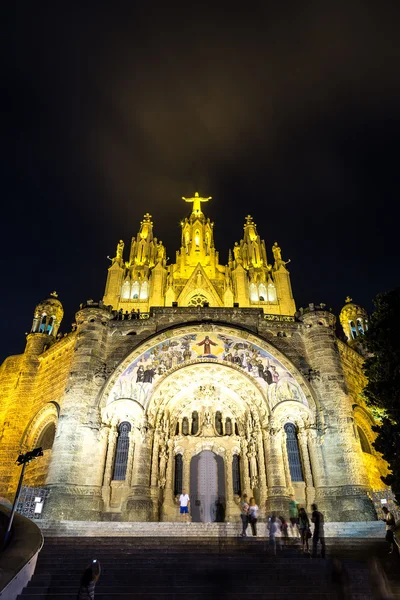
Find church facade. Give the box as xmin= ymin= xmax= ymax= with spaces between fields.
xmin=0 ymin=194 xmax=389 ymax=523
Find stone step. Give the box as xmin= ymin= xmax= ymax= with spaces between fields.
xmin=37 ymin=519 xmax=386 ymax=538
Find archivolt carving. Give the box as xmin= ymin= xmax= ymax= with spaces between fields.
xmin=21 ymin=402 xmax=59 ymax=450
xmin=99 ymin=324 xmax=318 ymax=414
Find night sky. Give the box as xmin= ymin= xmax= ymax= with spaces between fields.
xmin=3 ymin=3 xmax=400 ymax=363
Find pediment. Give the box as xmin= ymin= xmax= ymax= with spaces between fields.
xmin=177 ymin=263 xmax=223 ymax=307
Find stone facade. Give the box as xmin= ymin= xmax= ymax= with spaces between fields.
xmin=0 ymin=196 xmax=389 ymax=523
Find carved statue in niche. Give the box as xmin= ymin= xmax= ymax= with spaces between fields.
xmin=248 ymin=436 xmax=259 ymax=487
xmin=156 ymin=241 xmax=165 ymax=264
xmin=158 ymin=445 xmax=168 ymax=488
xmin=116 ymin=240 xmax=124 ymax=261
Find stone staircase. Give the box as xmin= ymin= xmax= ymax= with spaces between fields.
xmin=37 ymin=519 xmax=386 ymax=538
xmin=16 ymin=524 xmax=400 ymax=599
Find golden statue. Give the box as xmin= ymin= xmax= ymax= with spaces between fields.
xmin=182 ymin=192 xmax=212 ymax=214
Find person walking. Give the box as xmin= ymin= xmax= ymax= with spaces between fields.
xmin=77 ymin=559 xmax=101 ymax=600
xmin=179 ymin=489 xmax=190 ymax=522
xmin=268 ymin=516 xmax=279 ymax=555
xmin=239 ymin=493 xmax=250 ymax=537
xmin=382 ymin=506 xmax=396 ymax=554
xmin=248 ymin=497 xmax=259 ymax=537
xmin=288 ymin=494 xmax=299 ymax=536
xmin=298 ymin=507 xmax=311 ymax=553
xmin=311 ymin=503 xmax=326 ymax=558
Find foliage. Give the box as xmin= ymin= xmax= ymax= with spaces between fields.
xmin=362 ymin=288 xmax=400 ymax=504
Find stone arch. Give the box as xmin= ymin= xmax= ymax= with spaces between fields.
xmin=352 ymin=405 xmax=376 ymax=455
xmin=22 ymin=402 xmax=60 ymax=451
xmin=99 ymin=323 xmax=319 ymax=420
xmin=21 ymin=402 xmax=60 ymax=487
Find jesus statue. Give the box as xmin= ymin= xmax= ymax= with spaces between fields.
xmin=182 ymin=192 xmax=212 ymax=214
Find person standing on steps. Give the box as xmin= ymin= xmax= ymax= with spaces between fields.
xmin=298 ymin=507 xmax=311 ymax=553
xmin=288 ymin=494 xmax=299 ymax=536
xmin=268 ymin=516 xmax=279 ymax=556
xmin=77 ymin=559 xmax=101 ymax=600
xmin=248 ymin=497 xmax=259 ymax=537
xmin=179 ymin=489 xmax=190 ymax=522
xmin=382 ymin=506 xmax=396 ymax=554
xmin=311 ymin=503 xmax=326 ymax=558
xmin=239 ymin=493 xmax=250 ymax=537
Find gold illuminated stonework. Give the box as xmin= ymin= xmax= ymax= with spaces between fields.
xmin=103 ymin=194 xmax=295 ymax=314
xmin=0 ymin=194 xmax=392 ymax=525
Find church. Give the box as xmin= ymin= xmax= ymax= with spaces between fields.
xmin=0 ymin=193 xmax=389 ymax=523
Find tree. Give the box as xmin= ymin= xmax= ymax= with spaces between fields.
xmin=362 ymin=288 xmax=400 ymax=504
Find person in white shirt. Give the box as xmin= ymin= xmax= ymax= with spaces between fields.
xmin=248 ymin=497 xmax=259 ymax=537
xmin=179 ymin=489 xmax=190 ymax=522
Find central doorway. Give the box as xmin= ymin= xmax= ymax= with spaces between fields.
xmin=190 ymin=450 xmax=226 ymax=523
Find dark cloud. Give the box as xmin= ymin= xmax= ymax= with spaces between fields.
xmin=2 ymin=2 xmax=400 ymax=361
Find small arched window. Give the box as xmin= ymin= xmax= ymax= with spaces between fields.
xmin=195 ymin=230 xmax=200 ymax=247
xmin=249 ymin=283 xmax=258 ymax=302
xmin=349 ymin=320 xmax=357 ymax=339
xmin=225 ymin=417 xmax=232 ymax=436
xmin=121 ymin=281 xmax=131 ymax=299
xmin=259 ymin=284 xmax=267 ymax=302
xmin=174 ymin=454 xmax=183 ymax=496
xmin=47 ymin=316 xmax=54 ymax=335
xmin=268 ymin=283 xmax=277 ymax=302
xmin=39 ymin=314 xmax=47 ymax=333
xmin=37 ymin=422 xmax=56 ymax=451
xmin=357 ymin=319 xmax=364 ymax=335
xmin=232 ymin=454 xmax=241 ymax=495
xmin=284 ymin=423 xmax=304 ymax=482
xmin=192 ymin=411 xmax=199 ymax=435
xmin=131 ymin=281 xmax=140 ymax=299
xmin=357 ymin=427 xmax=372 ymax=454
xmin=140 ymin=281 xmax=149 ymax=300
xmin=112 ymin=421 xmax=131 ymax=481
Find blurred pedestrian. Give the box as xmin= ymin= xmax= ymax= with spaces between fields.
xmin=289 ymin=494 xmax=300 ymax=536
xmin=239 ymin=493 xmax=250 ymax=537
xmin=382 ymin=506 xmax=396 ymax=554
xmin=268 ymin=516 xmax=279 ymax=555
xmin=298 ymin=507 xmax=311 ymax=553
xmin=248 ymin=497 xmax=259 ymax=537
xmin=77 ymin=559 xmax=101 ymax=600
xmin=311 ymin=503 xmax=326 ymax=558
xmin=278 ymin=515 xmax=289 ymax=540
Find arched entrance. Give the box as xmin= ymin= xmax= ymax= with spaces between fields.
xmin=99 ymin=325 xmax=317 ymax=521
xmin=190 ymin=450 xmax=225 ymax=523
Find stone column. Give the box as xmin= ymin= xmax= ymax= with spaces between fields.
xmin=161 ymin=439 xmax=177 ymax=521
xmin=182 ymin=452 xmax=191 ymax=494
xmin=124 ymin=428 xmax=154 ymax=521
xmin=281 ymin=434 xmax=293 ymax=494
xmin=298 ymin=429 xmax=315 ymax=509
xmin=256 ymin=430 xmax=268 ymax=517
xmin=102 ymin=425 xmax=117 ymax=488
xmin=240 ymin=440 xmax=251 ymax=497
xmin=149 ymin=430 xmax=161 ymax=521
xmin=224 ymin=449 xmax=238 ymax=521
xmin=265 ymin=426 xmax=289 ymax=515
xmin=301 ymin=309 xmax=375 ymax=521
xmin=126 ymin=430 xmax=135 ymax=487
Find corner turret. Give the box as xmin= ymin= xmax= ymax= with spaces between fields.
xmin=340 ymin=297 xmax=368 ymax=347
xmin=31 ymin=292 xmax=64 ymax=338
